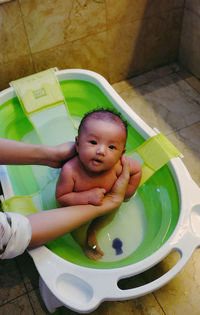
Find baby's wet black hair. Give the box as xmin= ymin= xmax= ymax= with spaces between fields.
xmin=78 ymin=108 xmax=128 ymax=140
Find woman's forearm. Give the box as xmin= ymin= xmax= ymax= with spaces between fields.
xmin=0 ymin=138 xmax=75 ymax=168
xmin=28 ymin=204 xmax=107 ymax=247
xmin=0 ymin=138 xmax=49 ymax=165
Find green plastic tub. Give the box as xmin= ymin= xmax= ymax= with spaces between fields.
xmin=0 ymin=69 xmax=199 ymax=313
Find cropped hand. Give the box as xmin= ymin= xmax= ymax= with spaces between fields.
xmin=99 ymin=155 xmax=130 ymax=214
xmin=88 ymin=188 xmax=106 ymax=206
xmin=44 ymin=142 xmax=76 ymax=168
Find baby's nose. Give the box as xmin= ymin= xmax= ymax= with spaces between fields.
xmin=97 ymin=145 xmax=106 ymax=155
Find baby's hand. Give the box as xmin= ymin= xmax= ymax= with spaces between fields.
xmin=88 ymin=188 xmax=106 ymax=206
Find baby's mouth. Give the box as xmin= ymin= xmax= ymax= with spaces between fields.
xmin=92 ymin=158 xmax=103 ymax=165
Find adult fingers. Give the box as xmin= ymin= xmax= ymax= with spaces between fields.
xmin=111 ymin=155 xmax=130 ymax=196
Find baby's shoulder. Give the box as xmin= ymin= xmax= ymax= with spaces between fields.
xmin=61 ymin=156 xmax=79 ymax=174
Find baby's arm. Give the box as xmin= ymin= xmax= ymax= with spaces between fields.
xmin=56 ymin=163 xmax=106 ymax=206
xmin=124 ymin=156 xmax=142 ymax=200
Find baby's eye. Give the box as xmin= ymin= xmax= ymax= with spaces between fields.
xmin=109 ymin=145 xmax=116 ymax=150
xmin=90 ymin=140 xmax=97 ymax=145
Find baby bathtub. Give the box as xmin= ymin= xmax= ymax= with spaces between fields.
xmin=0 ymin=69 xmax=200 ymax=313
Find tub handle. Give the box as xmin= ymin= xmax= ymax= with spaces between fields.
xmin=29 ymin=226 xmax=200 ymax=313
xmin=108 ymin=230 xmax=199 ymax=303
xmin=64 ymin=234 xmax=198 ymax=313
xmin=77 ymin=231 xmax=199 ymax=313
xmin=51 ymin=232 xmax=197 ymax=313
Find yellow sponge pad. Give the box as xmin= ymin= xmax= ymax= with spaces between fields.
xmin=11 ymin=68 xmax=64 ymax=114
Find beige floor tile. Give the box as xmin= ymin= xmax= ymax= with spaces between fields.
xmin=119 ymin=87 xmax=174 ymax=134
xmin=56 ymin=295 xmax=164 ymax=315
xmin=185 ymin=0 xmax=200 ymax=13
xmin=136 ymin=249 xmax=200 ymax=315
xmin=178 ymin=69 xmax=200 ymax=94
xmin=154 ymin=64 xmax=174 ymax=78
xmin=96 ymin=296 xmax=164 ymax=315
xmin=169 ymin=62 xmax=181 ymax=73
xmin=0 ymin=294 xmax=34 ymax=315
xmin=112 ymin=63 xmax=178 ymax=94
xmin=167 ymin=123 xmax=200 ymax=185
xmin=0 ymin=259 xmax=26 ymax=305
xmin=119 ymin=73 xmax=200 ymax=134
xmin=153 ymin=249 xmax=200 ymax=315
xmin=184 ymin=76 xmax=200 ymax=94
xmin=112 ymin=74 xmax=149 ymax=94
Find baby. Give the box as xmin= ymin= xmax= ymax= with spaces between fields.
xmin=56 ymin=109 xmax=142 ymax=258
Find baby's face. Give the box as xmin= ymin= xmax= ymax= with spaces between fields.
xmin=76 ymin=119 xmax=126 ymax=174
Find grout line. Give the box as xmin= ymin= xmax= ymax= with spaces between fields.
xmin=177 ymin=72 xmax=200 ymax=95
xmin=152 ymin=293 xmax=167 ymax=315
xmin=0 ymin=288 xmax=42 ymax=313
xmin=114 ymin=63 xmax=181 ymax=93
xmin=15 ymin=255 xmax=40 ymax=294
xmin=0 ymin=291 xmax=30 ymax=308
xmin=107 ymin=6 xmax=185 ymax=32
xmin=104 ymin=0 xmax=110 ymax=82
xmin=15 ymin=256 xmax=30 ymax=293
xmin=28 ymin=289 xmax=50 ymax=315
xmin=165 ymin=120 xmax=200 ymax=137
xmin=184 ymin=6 xmax=200 ymax=19
xmin=17 ymin=0 xmax=35 ymax=73
xmin=27 ymin=291 xmax=37 ymax=315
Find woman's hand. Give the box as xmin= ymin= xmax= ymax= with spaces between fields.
xmin=99 ymin=155 xmax=130 ymax=214
xmin=43 ymin=142 xmax=76 ymax=168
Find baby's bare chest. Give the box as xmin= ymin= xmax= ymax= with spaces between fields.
xmin=74 ymin=169 xmax=119 ymax=193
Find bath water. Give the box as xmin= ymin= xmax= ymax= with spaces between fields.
xmin=30 ymin=104 xmax=76 ymax=145
xmin=98 ymin=192 xmax=146 ymax=262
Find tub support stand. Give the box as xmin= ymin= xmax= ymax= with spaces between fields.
xmin=39 ymin=277 xmax=63 ymax=313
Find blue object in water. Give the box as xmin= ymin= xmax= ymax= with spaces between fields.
xmin=112 ymin=238 xmax=123 ymax=255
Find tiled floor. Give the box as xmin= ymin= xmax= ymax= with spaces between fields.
xmin=0 ymin=63 xmax=200 ymax=314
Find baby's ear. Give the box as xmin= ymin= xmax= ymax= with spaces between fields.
xmin=122 ymin=147 xmax=126 ymax=154
xmin=75 ymin=136 xmax=79 ymax=152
